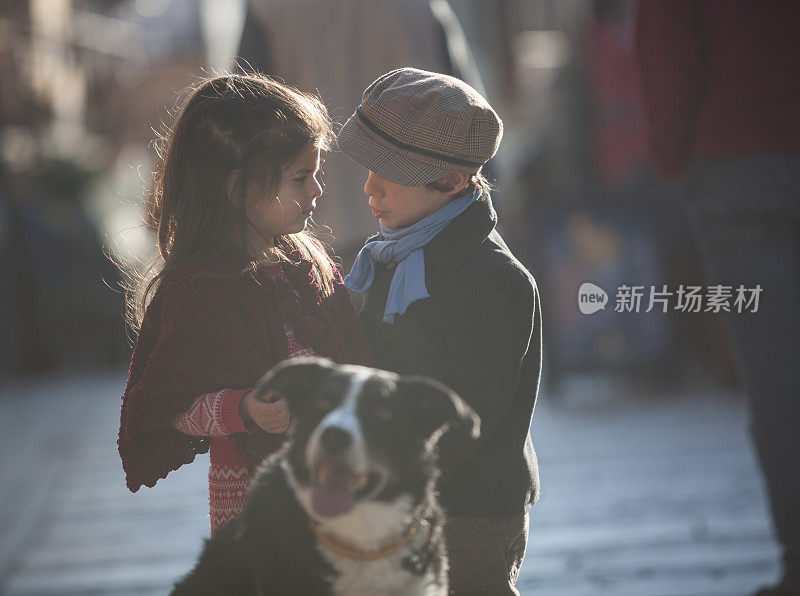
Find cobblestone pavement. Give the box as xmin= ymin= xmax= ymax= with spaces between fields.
xmin=0 ymin=371 xmax=780 ymax=595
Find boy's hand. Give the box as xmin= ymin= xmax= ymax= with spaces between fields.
xmin=239 ymin=390 xmax=291 ymax=434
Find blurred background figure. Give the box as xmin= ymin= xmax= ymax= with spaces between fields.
xmin=635 ymin=2 xmax=800 ymax=594
xmin=235 ymin=0 xmax=486 ymax=264
xmin=0 ymin=0 xmax=233 ymax=378
xmin=506 ymin=0 xmax=735 ymax=392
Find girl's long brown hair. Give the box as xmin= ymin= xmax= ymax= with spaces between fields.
xmin=122 ymin=73 xmax=337 ymax=335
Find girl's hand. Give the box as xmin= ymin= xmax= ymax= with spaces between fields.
xmin=239 ymin=390 xmax=291 ymax=434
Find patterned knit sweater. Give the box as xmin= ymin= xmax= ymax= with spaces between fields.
xmin=169 ymin=266 xmax=321 ymax=532
xmin=118 ymin=247 xmax=371 ymax=533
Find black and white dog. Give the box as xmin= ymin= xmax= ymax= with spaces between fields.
xmin=172 ymin=357 xmax=480 ymax=596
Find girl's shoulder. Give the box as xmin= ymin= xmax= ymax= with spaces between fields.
xmin=156 ymin=263 xmax=227 ymax=299
xmin=146 ymin=264 xmax=243 ymax=323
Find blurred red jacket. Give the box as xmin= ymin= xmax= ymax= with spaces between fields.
xmin=634 ymin=0 xmax=800 ymax=179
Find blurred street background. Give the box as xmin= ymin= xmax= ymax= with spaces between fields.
xmin=0 ymin=0 xmax=787 ymax=594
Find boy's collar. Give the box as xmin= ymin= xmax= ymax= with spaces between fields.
xmin=366 ymin=193 xmax=497 ymax=269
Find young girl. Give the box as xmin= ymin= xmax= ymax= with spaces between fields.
xmin=118 ymin=73 xmax=371 ymax=535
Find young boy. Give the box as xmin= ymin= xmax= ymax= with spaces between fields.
xmin=338 ymin=67 xmax=542 ymax=595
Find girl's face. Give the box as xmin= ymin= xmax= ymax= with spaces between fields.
xmin=244 ymin=144 xmax=323 ymax=250
xmin=363 ymin=171 xmax=452 ymax=229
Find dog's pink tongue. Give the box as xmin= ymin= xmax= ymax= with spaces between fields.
xmin=312 ymin=463 xmax=355 ymax=518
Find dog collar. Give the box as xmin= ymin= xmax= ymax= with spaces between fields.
xmin=308 ymin=516 xmax=431 ymax=563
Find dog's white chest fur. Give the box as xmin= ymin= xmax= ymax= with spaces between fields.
xmin=294 ymin=489 xmax=444 ymax=596
xmin=324 ymin=551 xmax=443 ymax=596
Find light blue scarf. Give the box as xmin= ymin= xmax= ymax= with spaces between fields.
xmin=345 ymin=190 xmax=481 ymax=323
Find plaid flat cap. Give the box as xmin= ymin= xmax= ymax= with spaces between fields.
xmin=338 ymin=67 xmax=503 ymax=186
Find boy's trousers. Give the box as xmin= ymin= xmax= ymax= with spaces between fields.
xmin=444 ymin=510 xmax=530 ymax=595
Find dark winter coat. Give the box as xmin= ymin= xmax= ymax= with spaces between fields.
xmin=358 ymin=194 xmax=542 ymax=517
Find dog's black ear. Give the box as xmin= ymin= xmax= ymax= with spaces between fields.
xmin=252 ymin=357 xmax=335 ymax=403
xmin=400 ymin=376 xmax=481 ymax=444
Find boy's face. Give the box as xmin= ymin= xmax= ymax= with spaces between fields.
xmin=363 ymin=171 xmax=453 ymax=229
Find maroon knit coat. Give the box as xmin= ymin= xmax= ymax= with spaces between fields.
xmin=118 ymin=247 xmax=372 ymax=492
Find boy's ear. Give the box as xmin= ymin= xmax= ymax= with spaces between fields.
xmin=437 ymin=172 xmax=470 ymax=195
